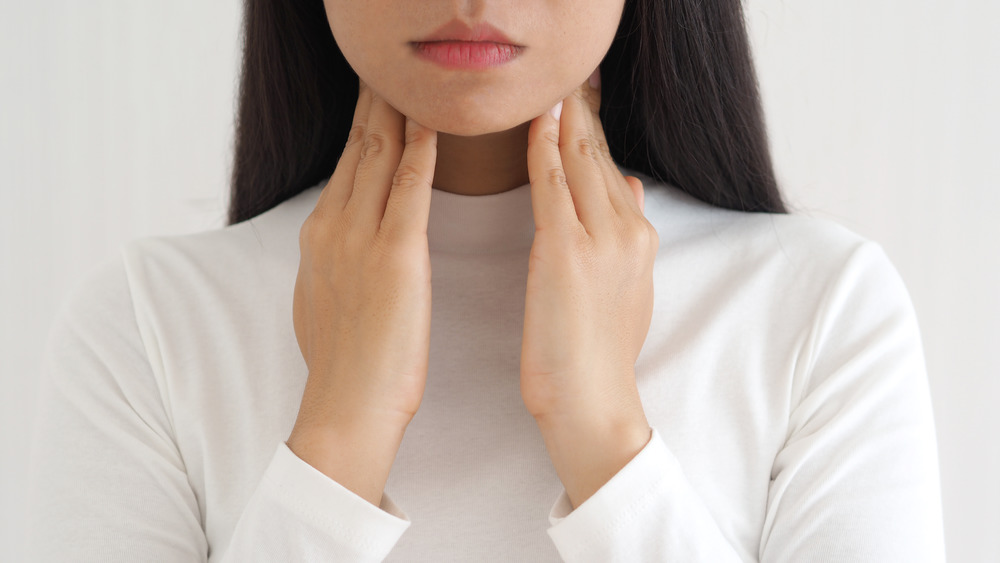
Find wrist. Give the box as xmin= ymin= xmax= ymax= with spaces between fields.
xmin=287 ymin=416 xmax=409 ymax=508
xmin=535 ymin=410 xmax=651 ymax=510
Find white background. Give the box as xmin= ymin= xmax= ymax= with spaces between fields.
xmin=1 ymin=1 xmax=997 ymax=560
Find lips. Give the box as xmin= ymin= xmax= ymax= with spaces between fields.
xmin=415 ymin=19 xmax=521 ymax=46
xmin=410 ymin=19 xmax=524 ymax=70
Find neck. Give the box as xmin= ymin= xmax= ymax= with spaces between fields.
xmin=432 ymin=122 xmax=531 ymax=196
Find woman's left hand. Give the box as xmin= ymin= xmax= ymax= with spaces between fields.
xmin=520 ymin=68 xmax=657 ymax=506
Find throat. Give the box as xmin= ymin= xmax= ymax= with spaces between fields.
xmin=432 ymin=123 xmax=531 ymax=196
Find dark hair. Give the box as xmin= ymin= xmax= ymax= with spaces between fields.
xmin=228 ymin=0 xmax=785 ymax=226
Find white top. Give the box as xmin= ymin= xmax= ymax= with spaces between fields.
xmin=26 ymin=168 xmax=946 ymax=562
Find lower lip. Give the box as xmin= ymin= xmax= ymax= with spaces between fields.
xmin=411 ymin=41 xmax=523 ymax=70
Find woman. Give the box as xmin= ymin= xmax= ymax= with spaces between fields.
xmin=25 ymin=0 xmax=945 ymax=561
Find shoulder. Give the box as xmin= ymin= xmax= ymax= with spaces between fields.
xmin=625 ymin=168 xmax=918 ymax=356
xmin=622 ymin=169 xmax=928 ymax=410
xmin=631 ymin=169 xmax=862 ymax=252
xmin=123 ymin=183 xmax=322 ymax=276
xmin=42 ymin=248 xmax=164 ymax=420
xmin=48 ymin=250 xmax=136 ymax=349
xmin=48 ymin=182 xmax=323 ymax=362
xmin=625 ymin=167 xmax=901 ymax=288
xmin=118 ymin=183 xmax=323 ymax=306
xmin=43 ymin=183 xmax=323 ymax=390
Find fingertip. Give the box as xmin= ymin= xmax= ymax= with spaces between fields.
xmin=548 ymin=100 xmax=563 ymax=121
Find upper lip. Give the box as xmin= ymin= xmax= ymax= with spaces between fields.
xmin=415 ymin=19 xmax=521 ymax=46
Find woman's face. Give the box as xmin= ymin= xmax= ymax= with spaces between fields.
xmin=323 ymin=1 xmax=627 ymax=136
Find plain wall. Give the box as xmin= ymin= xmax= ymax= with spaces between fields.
xmin=2 ymin=1 xmax=997 ymax=560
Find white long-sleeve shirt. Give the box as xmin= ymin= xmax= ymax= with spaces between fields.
xmin=25 ymin=168 xmax=945 ymax=561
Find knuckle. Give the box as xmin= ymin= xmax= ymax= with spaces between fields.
xmin=404 ymin=120 xmax=431 ymax=145
xmin=300 ymin=208 xmax=353 ymax=251
xmin=574 ymin=136 xmax=598 ymax=160
xmin=595 ymin=137 xmax=612 ymax=160
xmin=647 ymin=222 xmax=660 ymax=247
xmin=299 ymin=213 xmax=330 ymax=248
xmin=392 ymin=163 xmax=432 ymax=191
xmin=541 ymin=130 xmax=560 ymax=147
xmin=298 ymin=217 xmax=313 ymax=248
xmin=620 ymin=219 xmax=658 ymax=253
xmin=345 ymin=125 xmax=365 ymax=150
xmin=545 ymin=167 xmax=568 ymax=189
xmin=360 ymin=131 xmax=387 ymax=160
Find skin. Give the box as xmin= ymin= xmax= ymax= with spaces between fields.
xmin=312 ymin=0 xmax=657 ymax=510
xmin=322 ymin=0 xmax=628 ymax=196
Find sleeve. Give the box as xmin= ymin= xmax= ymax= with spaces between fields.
xmin=759 ymin=242 xmax=945 ymax=561
xmin=541 ymin=241 xmax=945 ymax=562
xmin=546 ymin=426 xmax=743 ymax=561
xmin=24 ymin=250 xmax=411 ymax=563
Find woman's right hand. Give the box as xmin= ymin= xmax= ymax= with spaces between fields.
xmin=286 ymin=80 xmax=438 ymax=505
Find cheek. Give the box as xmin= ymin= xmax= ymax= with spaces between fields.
xmin=521 ymin=29 xmax=613 ymax=111
xmin=324 ymin=1 xmax=625 ymax=136
xmin=324 ymin=2 xmax=390 ymax=79
xmin=539 ymin=3 xmax=624 ymax=86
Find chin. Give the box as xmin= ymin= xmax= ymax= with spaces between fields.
xmin=377 ymin=80 xmax=541 ymax=137
xmin=382 ymin=87 xmax=544 ymax=137
xmin=432 ymin=122 xmax=512 ymax=137
xmin=413 ymin=107 xmax=532 ymax=137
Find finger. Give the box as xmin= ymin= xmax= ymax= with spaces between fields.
xmin=527 ymin=101 xmax=581 ymax=234
xmin=316 ymin=78 xmax=373 ymax=217
xmin=381 ymin=116 xmax=438 ymax=241
xmin=583 ymin=67 xmax=602 ymax=120
xmin=345 ymin=86 xmax=406 ymax=233
xmin=560 ymin=74 xmax=615 ymax=233
xmin=584 ymin=67 xmax=642 ymax=218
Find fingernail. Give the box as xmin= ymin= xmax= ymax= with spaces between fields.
xmin=589 ymin=68 xmax=601 ymax=90
xmin=549 ymin=100 xmax=563 ymax=121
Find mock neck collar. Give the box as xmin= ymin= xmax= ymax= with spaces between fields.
xmin=426 ymin=181 xmax=535 ymax=255
xmin=297 ymin=164 xmax=637 ymax=255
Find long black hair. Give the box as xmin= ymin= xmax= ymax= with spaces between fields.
xmin=228 ymin=0 xmax=785 ymax=226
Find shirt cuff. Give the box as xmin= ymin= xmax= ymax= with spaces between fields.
xmin=264 ymin=441 xmax=411 ymax=558
xmin=546 ymin=426 xmax=673 ymax=555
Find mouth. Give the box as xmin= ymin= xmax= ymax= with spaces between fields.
xmin=410 ymin=41 xmax=523 ymax=70
xmin=410 ymin=19 xmax=524 ymax=70
xmin=414 ymin=19 xmax=523 ymax=46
